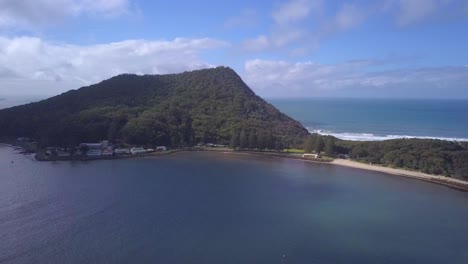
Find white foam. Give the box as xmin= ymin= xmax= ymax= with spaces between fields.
xmin=308 ymin=129 xmax=468 ymax=142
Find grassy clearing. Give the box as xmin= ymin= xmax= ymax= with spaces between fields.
xmin=283 ymin=148 xmax=305 ymax=153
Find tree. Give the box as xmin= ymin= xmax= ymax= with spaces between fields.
xmin=324 ymin=137 xmax=335 ymax=156
xmin=257 ymin=133 xmax=265 ymax=150
xmin=314 ymin=136 xmax=325 ymax=153
xmin=248 ymin=133 xmax=257 ymax=149
xmin=453 ymin=151 xmax=468 ymax=179
xmin=239 ymin=130 xmax=247 ymax=149
xmin=78 ymin=144 xmax=89 ymax=155
xmin=265 ymin=133 xmax=274 ymax=149
xmin=304 ymin=136 xmax=315 ymax=153
xmin=274 ymin=140 xmax=283 ymax=152
xmin=229 ymin=132 xmax=239 ymax=149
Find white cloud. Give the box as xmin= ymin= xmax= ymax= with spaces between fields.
xmin=241 ymin=0 xmax=367 ymax=54
xmin=271 ymin=28 xmax=305 ymax=47
xmin=0 ymin=0 xmax=131 ymax=29
xmin=383 ymin=0 xmax=468 ymax=26
xmin=385 ymin=0 xmax=437 ymax=26
xmin=0 ymin=36 xmax=228 ymax=96
xmin=241 ymin=35 xmax=270 ymax=52
xmin=224 ymin=9 xmax=258 ymax=29
xmin=240 ymin=0 xmax=321 ymax=53
xmin=333 ymin=4 xmax=366 ymax=31
xmin=240 ymin=0 xmax=468 ymax=56
xmin=243 ymin=59 xmax=468 ymax=98
xmin=315 ymin=3 xmax=367 ymax=42
xmin=272 ymin=0 xmax=322 ymax=26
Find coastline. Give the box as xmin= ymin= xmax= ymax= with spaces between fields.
xmin=4 ymin=143 xmax=468 ymax=192
xmin=212 ymin=150 xmax=468 ymax=192
xmin=331 ymin=159 xmax=468 ymax=192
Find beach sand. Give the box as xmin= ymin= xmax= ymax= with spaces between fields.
xmin=332 ymin=159 xmax=468 ymax=191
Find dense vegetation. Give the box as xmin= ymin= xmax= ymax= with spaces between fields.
xmin=303 ymin=134 xmax=468 ymax=180
xmin=346 ymin=139 xmax=468 ymax=179
xmin=1 ymin=66 xmax=466 ymax=180
xmin=0 ymin=67 xmax=309 ymax=147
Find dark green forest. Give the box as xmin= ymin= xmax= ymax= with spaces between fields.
xmin=0 ymin=67 xmax=309 ymax=147
xmin=345 ymin=139 xmax=468 ymax=180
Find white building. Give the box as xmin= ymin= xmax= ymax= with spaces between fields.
xmin=102 ymin=146 xmax=114 ymax=156
xmin=79 ymin=143 xmax=103 ymax=150
xmin=86 ymin=149 xmax=102 ymax=156
xmin=131 ymin=147 xmax=147 ymax=155
xmin=302 ymin=153 xmax=320 ymax=158
xmin=114 ymin=148 xmax=131 ymax=154
xmin=57 ymin=149 xmax=71 ymax=157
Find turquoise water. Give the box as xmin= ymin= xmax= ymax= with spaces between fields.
xmin=2 ymin=145 xmax=468 ymax=263
xmin=270 ymin=98 xmax=468 ymax=141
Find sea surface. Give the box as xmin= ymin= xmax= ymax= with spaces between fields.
xmin=269 ymin=98 xmax=468 ymax=141
xmin=0 ymin=97 xmax=44 ymax=110
xmin=1 ymin=145 xmax=468 ymax=264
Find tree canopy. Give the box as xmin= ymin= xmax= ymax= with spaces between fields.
xmin=0 ymin=67 xmax=309 ymax=147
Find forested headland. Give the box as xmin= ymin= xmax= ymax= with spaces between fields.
xmin=0 ymin=67 xmax=308 ymax=147
xmin=0 ymin=66 xmax=466 ymax=180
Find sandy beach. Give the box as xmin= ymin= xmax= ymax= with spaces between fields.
xmin=332 ymin=159 xmax=468 ymax=191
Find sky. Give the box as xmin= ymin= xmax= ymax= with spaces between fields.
xmin=0 ymin=0 xmax=468 ymax=100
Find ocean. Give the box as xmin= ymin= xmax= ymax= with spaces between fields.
xmin=0 ymin=97 xmax=44 ymax=110
xmin=269 ymin=98 xmax=468 ymax=141
xmin=1 ymin=146 xmax=468 ymax=264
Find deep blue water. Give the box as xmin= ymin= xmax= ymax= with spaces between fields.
xmin=1 ymin=145 xmax=468 ymax=264
xmin=269 ymin=98 xmax=468 ymax=141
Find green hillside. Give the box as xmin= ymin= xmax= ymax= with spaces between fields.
xmin=0 ymin=67 xmax=309 ymax=147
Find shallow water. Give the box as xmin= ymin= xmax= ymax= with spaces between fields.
xmin=1 ymin=146 xmax=468 ymax=264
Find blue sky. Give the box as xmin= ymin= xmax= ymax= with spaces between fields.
xmin=0 ymin=0 xmax=467 ymax=99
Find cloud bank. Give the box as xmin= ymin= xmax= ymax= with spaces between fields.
xmin=244 ymin=59 xmax=468 ymax=98
xmin=241 ymin=0 xmax=468 ymax=55
xmin=0 ymin=0 xmax=131 ymax=29
xmin=0 ymin=36 xmax=228 ymax=96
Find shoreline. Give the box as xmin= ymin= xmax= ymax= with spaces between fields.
xmin=208 ymin=150 xmax=468 ymax=192
xmin=4 ymin=144 xmax=468 ymax=192
xmin=331 ymin=159 xmax=468 ymax=192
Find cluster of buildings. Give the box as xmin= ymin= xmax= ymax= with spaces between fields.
xmin=45 ymin=140 xmax=167 ymax=158
xmin=198 ymin=142 xmax=226 ymax=148
xmin=302 ymin=153 xmax=321 ymax=159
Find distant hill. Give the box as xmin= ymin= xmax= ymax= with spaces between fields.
xmin=0 ymin=67 xmax=309 ymax=147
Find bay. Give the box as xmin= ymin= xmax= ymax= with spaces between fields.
xmin=1 ymin=145 xmax=468 ymax=263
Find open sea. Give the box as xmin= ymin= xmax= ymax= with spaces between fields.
xmin=1 ymin=145 xmax=468 ymax=264
xmin=269 ymin=98 xmax=468 ymax=141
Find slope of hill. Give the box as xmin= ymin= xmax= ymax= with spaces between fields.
xmin=0 ymin=67 xmax=309 ymax=147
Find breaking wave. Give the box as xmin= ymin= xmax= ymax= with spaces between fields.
xmin=308 ymin=129 xmax=468 ymax=142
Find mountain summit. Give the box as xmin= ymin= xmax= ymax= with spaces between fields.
xmin=0 ymin=67 xmax=309 ymax=147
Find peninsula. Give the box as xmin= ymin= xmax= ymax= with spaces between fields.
xmin=0 ymin=67 xmax=467 ymax=184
